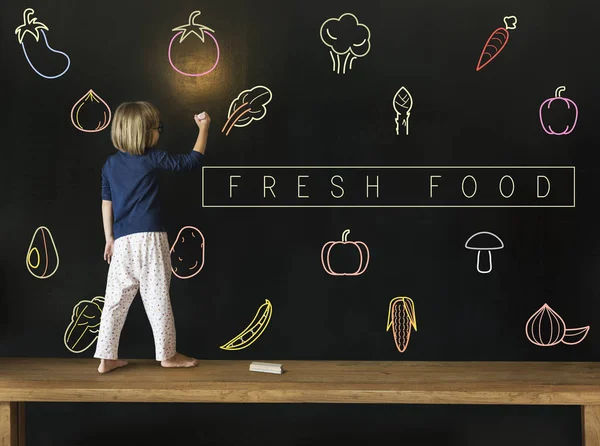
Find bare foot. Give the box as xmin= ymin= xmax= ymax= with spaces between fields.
xmin=98 ymin=359 xmax=128 ymax=374
xmin=161 ymin=352 xmax=199 ymax=368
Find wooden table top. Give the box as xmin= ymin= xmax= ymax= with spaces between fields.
xmin=1 ymin=358 xmax=600 ymax=404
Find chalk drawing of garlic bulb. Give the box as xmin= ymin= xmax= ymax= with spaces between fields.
xmin=525 ymin=303 xmax=589 ymax=347
xmin=320 ymin=13 xmax=371 ymax=74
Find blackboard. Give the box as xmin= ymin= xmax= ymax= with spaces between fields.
xmin=1 ymin=0 xmax=598 ymax=444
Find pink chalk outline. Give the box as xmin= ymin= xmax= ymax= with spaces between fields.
xmin=168 ymin=11 xmax=220 ymax=77
xmin=70 ymin=89 xmax=112 ymax=133
xmin=170 ymin=226 xmax=205 ymax=279
xmin=539 ymin=86 xmax=579 ymax=136
xmin=321 ymin=229 xmax=370 ymax=276
xmin=525 ymin=303 xmax=589 ymax=347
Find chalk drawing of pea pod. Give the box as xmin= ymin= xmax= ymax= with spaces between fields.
xmin=71 ymin=90 xmax=112 ymax=133
xmin=15 ymin=8 xmax=71 ymax=79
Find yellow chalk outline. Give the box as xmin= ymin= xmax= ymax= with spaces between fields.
xmin=26 ymin=226 xmax=59 ymax=279
xmin=27 ymin=247 xmax=40 ymax=269
xmin=15 ymin=8 xmax=48 ymax=44
xmin=71 ymin=89 xmax=112 ymax=133
xmin=220 ymin=299 xmax=272 ymax=351
xmin=64 ymin=296 xmax=104 ymax=354
xmin=172 ymin=10 xmax=215 ymax=43
xmin=386 ymin=296 xmax=417 ymax=353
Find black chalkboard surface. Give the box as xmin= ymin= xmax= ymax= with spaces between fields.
xmin=1 ymin=0 xmax=598 ymax=444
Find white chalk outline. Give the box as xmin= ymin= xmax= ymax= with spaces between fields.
xmin=201 ymin=166 xmax=576 ymax=208
xmin=320 ymin=13 xmax=371 ymax=74
xmin=465 ymin=231 xmax=504 ymax=274
xmin=393 ymin=86 xmax=413 ymax=135
xmin=26 ymin=225 xmax=59 ymax=279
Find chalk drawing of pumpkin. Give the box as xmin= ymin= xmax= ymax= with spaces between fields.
xmin=321 ymin=229 xmax=370 ymax=276
xmin=15 ymin=8 xmax=71 ymax=79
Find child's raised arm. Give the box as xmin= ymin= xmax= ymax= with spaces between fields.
xmin=153 ymin=112 xmax=211 ymax=171
xmin=192 ymin=111 xmax=211 ymax=155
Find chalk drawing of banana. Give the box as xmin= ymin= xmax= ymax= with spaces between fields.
xmin=386 ymin=296 xmax=417 ymax=353
xmin=220 ymin=299 xmax=272 ymax=351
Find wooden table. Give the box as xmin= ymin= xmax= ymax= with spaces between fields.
xmin=2 ymin=358 xmax=600 ymax=445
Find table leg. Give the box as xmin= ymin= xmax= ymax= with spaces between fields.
xmin=582 ymin=405 xmax=600 ymax=446
xmin=0 ymin=402 xmax=24 ymax=446
xmin=17 ymin=404 xmax=24 ymax=446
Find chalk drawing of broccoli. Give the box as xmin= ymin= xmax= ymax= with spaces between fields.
xmin=320 ymin=13 xmax=371 ymax=74
xmin=222 ymin=85 xmax=273 ymax=135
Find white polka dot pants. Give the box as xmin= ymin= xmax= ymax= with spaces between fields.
xmin=94 ymin=232 xmax=176 ymax=361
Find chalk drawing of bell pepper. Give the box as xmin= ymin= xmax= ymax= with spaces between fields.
xmin=475 ymin=16 xmax=517 ymax=71
xmin=15 ymin=8 xmax=71 ymax=79
xmin=70 ymin=89 xmax=112 ymax=133
xmin=168 ymin=10 xmax=220 ymax=77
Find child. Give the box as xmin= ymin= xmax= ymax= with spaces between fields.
xmin=94 ymin=101 xmax=210 ymax=374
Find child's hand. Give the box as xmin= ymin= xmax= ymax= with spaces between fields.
xmin=194 ymin=112 xmax=211 ymax=130
xmin=104 ymin=238 xmax=114 ymax=264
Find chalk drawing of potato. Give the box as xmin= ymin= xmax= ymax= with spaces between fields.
xmin=170 ymin=226 xmax=205 ymax=279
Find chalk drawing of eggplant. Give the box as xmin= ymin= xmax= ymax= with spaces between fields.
xmin=15 ymin=8 xmax=71 ymax=79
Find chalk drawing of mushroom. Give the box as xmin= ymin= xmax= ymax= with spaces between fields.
xmin=221 ymin=85 xmax=272 ymax=136
xmin=465 ymin=231 xmax=503 ymax=274
xmin=320 ymin=13 xmax=371 ymax=74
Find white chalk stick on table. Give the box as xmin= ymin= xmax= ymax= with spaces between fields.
xmin=249 ymin=361 xmax=284 ymax=374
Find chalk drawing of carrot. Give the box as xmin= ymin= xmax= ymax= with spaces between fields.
xmin=476 ymin=16 xmax=517 ymax=71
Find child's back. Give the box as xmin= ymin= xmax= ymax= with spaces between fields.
xmin=94 ymin=101 xmax=211 ymax=374
xmin=102 ymin=147 xmax=203 ymax=239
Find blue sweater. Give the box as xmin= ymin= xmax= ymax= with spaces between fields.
xmin=101 ymin=148 xmax=204 ymax=240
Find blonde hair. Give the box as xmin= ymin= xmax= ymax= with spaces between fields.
xmin=110 ymin=101 xmax=161 ymax=155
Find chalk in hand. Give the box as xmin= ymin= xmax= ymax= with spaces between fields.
xmin=249 ymin=361 xmax=284 ymax=374
xmin=195 ymin=112 xmax=206 ymax=120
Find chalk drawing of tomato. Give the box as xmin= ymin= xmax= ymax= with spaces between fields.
xmin=168 ymin=11 xmax=220 ymax=77
xmin=539 ymin=86 xmax=578 ymax=136
xmin=70 ymin=89 xmax=112 ymax=133
xmin=15 ymin=8 xmax=71 ymax=79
